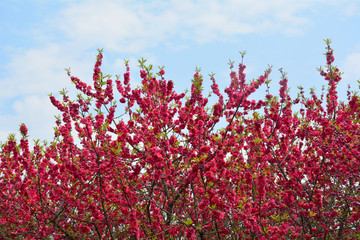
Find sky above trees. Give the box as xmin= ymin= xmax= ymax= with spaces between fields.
xmin=1 ymin=0 xmax=360 ymax=142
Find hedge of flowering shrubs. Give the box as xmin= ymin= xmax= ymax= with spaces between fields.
xmin=0 ymin=39 xmax=359 ymax=239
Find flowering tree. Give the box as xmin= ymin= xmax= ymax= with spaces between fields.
xmin=1 ymin=39 xmax=359 ymax=239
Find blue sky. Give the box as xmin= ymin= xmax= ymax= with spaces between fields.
xmin=1 ymin=0 xmax=360 ymax=143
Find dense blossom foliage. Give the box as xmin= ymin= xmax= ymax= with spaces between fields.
xmin=1 ymin=40 xmax=360 ymax=239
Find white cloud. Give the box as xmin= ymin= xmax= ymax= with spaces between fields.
xmin=0 ymin=95 xmax=58 ymax=142
xmin=4 ymin=45 xmax=60 ymax=95
xmin=51 ymin=0 xmax=360 ymax=50
xmin=337 ymin=1 xmax=360 ymax=17
xmin=343 ymin=51 xmax=360 ymax=84
xmin=0 ymin=43 xmax=98 ymax=142
xmin=0 ymin=42 xmax=101 ymax=98
xmin=54 ymin=0 xmax=177 ymax=53
xmin=1 ymin=44 xmax=73 ymax=99
xmin=49 ymin=0 xmax=329 ymax=52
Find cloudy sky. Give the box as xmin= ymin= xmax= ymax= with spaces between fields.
xmin=1 ymin=0 xmax=360 ymax=143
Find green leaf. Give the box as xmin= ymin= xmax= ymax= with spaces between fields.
xmin=271 ymin=215 xmax=280 ymax=222
xmin=7 ymin=133 xmax=16 ymax=141
xmin=254 ymin=137 xmax=262 ymax=144
xmin=209 ymin=204 xmax=217 ymax=210
xmin=183 ymin=219 xmax=193 ymax=226
xmin=309 ymin=211 xmax=317 ymax=217
xmin=239 ymin=50 xmax=247 ymax=58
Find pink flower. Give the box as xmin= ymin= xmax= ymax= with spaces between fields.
xmin=19 ymin=124 xmax=28 ymax=136
xmin=200 ymin=145 xmax=210 ymax=153
xmin=140 ymin=70 xmax=147 ymax=79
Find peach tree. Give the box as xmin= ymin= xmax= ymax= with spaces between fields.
xmin=0 ymin=39 xmax=359 ymax=239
